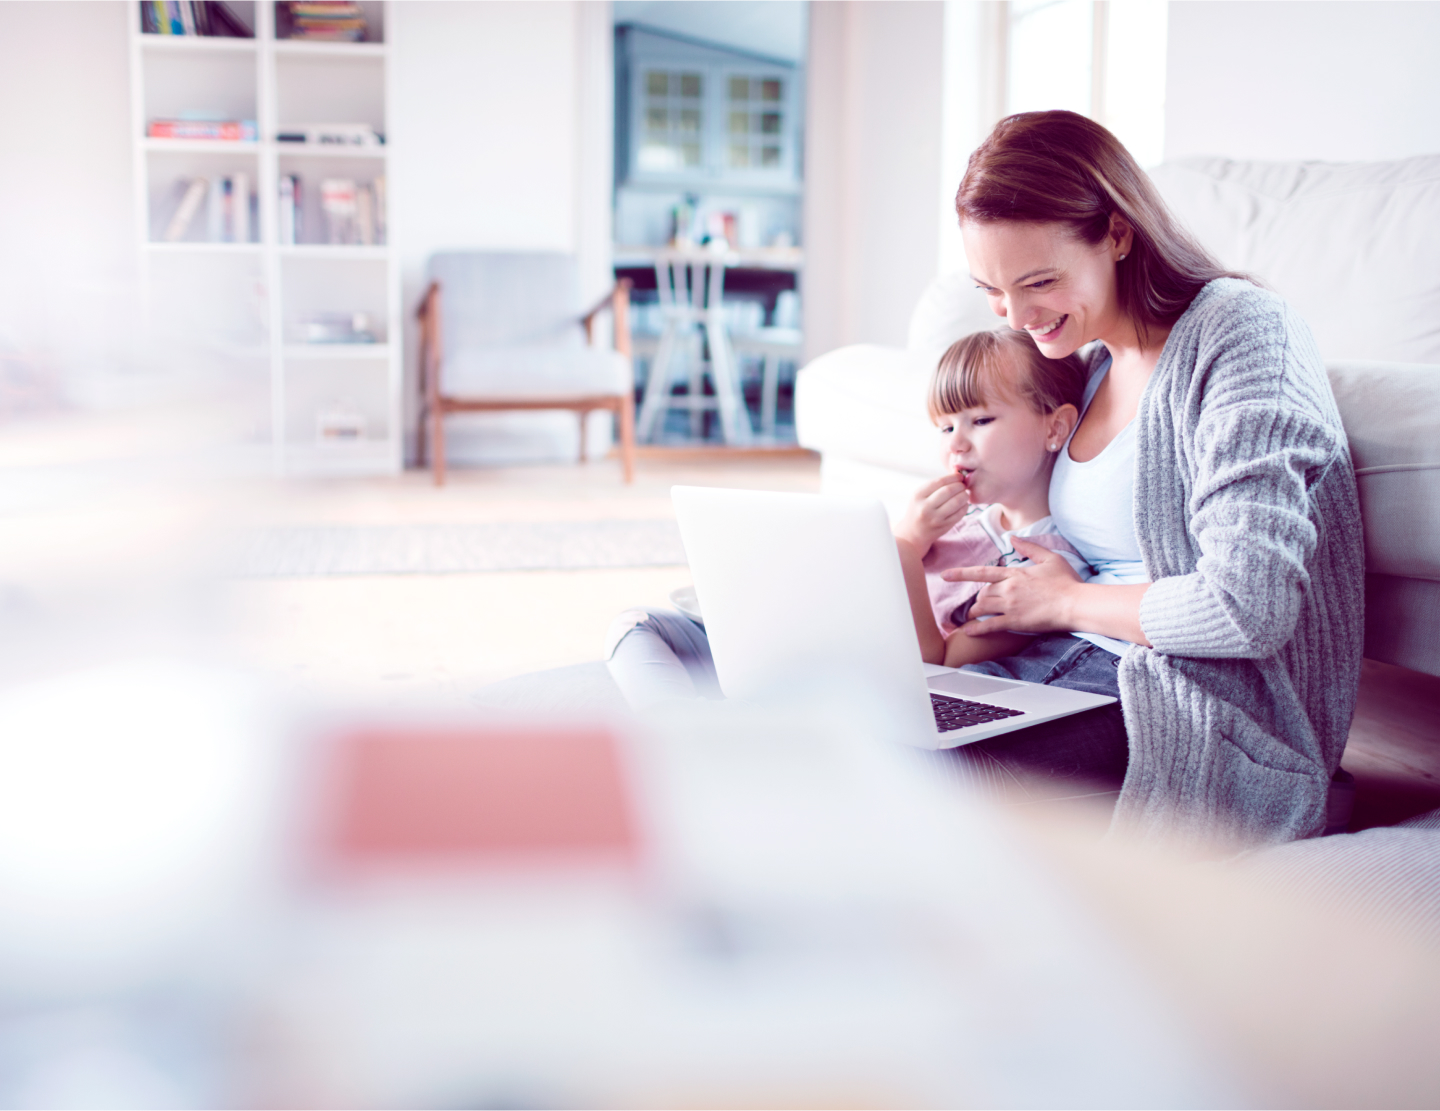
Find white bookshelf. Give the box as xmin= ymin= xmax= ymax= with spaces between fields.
xmin=129 ymin=0 xmax=400 ymax=475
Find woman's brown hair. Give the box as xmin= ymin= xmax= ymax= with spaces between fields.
xmin=956 ymin=110 xmax=1245 ymax=337
xmin=929 ymin=328 xmax=1085 ymax=421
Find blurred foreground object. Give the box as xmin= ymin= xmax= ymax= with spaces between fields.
xmin=0 ymin=681 xmax=1436 ymax=1108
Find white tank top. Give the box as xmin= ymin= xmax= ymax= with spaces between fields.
xmin=1049 ymin=355 xmax=1149 ymax=654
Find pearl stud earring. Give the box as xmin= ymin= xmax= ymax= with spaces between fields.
xmin=1118 ymin=253 xmax=1127 ymax=261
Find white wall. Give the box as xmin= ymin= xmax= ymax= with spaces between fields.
xmin=803 ymin=1 xmax=949 ymax=358
xmin=0 ymin=2 xmax=139 ymax=382
xmin=391 ymin=1 xmax=613 ymax=465
xmin=1165 ymin=1 xmax=1440 ymax=163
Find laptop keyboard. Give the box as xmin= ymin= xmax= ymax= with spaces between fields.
xmin=931 ymin=693 xmax=1025 ymax=733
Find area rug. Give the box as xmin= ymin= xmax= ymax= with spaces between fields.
xmin=233 ymin=520 xmax=688 ymax=577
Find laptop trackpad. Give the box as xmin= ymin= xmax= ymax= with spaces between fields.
xmin=927 ymin=671 xmax=1023 ymax=699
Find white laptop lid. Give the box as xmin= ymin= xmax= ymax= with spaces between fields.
xmin=671 ymin=486 xmax=937 ymax=745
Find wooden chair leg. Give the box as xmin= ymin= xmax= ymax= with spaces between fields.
xmin=578 ymin=408 xmax=589 ymax=464
xmin=417 ymin=402 xmax=428 ymax=468
xmin=617 ymin=394 xmax=635 ymax=484
xmin=432 ymin=406 xmax=447 ymax=486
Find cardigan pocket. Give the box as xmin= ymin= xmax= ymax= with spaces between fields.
xmin=1206 ymin=701 xmax=1328 ymax=843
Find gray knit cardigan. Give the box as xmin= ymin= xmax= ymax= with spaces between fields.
xmin=1113 ymin=278 xmax=1365 ymax=848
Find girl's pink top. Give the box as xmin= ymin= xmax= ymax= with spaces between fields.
xmin=922 ymin=503 xmax=1089 ymax=632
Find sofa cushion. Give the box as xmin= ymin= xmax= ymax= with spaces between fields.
xmin=794 ymin=344 xmax=942 ymax=478
xmin=906 ymin=269 xmax=998 ymax=352
xmin=1329 ymin=362 xmax=1440 ymax=584
xmin=1150 ymin=156 xmax=1440 ymax=365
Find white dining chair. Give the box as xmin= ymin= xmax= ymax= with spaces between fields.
xmin=634 ymin=249 xmax=751 ymax=445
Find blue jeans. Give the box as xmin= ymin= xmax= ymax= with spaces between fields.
xmin=605 ymin=611 xmax=1128 ymax=803
xmin=934 ymin=634 xmax=1128 ymax=803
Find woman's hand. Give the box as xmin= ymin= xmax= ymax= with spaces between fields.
xmin=894 ymin=473 xmax=969 ymax=554
xmin=943 ymin=537 xmax=1152 ymax=645
xmin=941 ymin=536 xmax=1084 ymax=635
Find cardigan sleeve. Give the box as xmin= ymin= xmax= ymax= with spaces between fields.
xmin=1138 ymin=325 xmax=1346 ymax=659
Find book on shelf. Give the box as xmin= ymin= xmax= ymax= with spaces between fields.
xmin=148 ymin=118 xmax=258 ymax=142
xmin=140 ymin=1 xmax=252 ymax=38
xmin=316 ymin=404 xmax=368 ymax=444
xmin=159 ymin=175 xmax=255 ymax=243
xmin=276 ymin=123 xmax=384 ymax=148
xmin=207 ymin=177 xmax=224 ymax=241
xmin=319 ymin=177 xmax=387 ymax=246
xmin=231 ymin=171 xmax=250 ymax=244
xmin=164 ymin=177 xmax=209 ymax=241
xmin=372 ymin=176 xmax=387 ymax=243
xmin=278 ymin=175 xmax=303 ymax=245
xmin=279 ymin=1 xmax=369 ymax=43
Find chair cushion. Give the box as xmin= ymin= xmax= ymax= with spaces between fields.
xmin=1150 ymin=155 xmax=1440 ymax=365
xmin=429 ymin=251 xmax=584 ymax=351
xmin=442 ymin=345 xmax=630 ymax=400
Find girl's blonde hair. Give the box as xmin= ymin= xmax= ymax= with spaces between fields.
xmin=928 ymin=328 xmax=1086 ymax=421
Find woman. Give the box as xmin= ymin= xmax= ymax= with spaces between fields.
xmin=935 ymin=110 xmax=1363 ymax=846
xmin=609 ymin=111 xmax=1363 ymax=847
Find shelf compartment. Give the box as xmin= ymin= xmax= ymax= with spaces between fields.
xmin=274 ymin=152 xmax=387 ymax=247
xmin=280 ymin=356 xmax=394 ymax=449
xmin=145 ymin=251 xmax=269 ymax=354
xmin=142 ymin=49 xmax=257 ymax=134
xmin=275 ymin=51 xmax=385 ymax=140
xmin=279 ymin=255 xmax=390 ymax=345
xmin=274 ymin=0 xmax=386 ymax=46
xmin=145 ymin=148 xmax=263 ymax=245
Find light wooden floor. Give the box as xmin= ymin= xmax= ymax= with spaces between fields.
xmin=226 ymin=452 xmax=820 ymax=704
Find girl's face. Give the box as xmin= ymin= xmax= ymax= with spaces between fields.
xmin=937 ymin=379 xmax=1073 ymax=508
xmin=961 ymin=218 xmax=1132 ymax=358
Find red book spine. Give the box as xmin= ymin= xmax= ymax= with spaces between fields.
xmin=147 ymin=120 xmax=257 ymax=141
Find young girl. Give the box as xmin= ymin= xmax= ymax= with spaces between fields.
xmin=894 ymin=329 xmax=1088 ymax=669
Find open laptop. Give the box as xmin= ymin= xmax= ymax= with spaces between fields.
xmin=671 ymin=486 xmax=1115 ymax=750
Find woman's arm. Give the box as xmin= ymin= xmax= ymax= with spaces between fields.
xmin=943 ymin=538 xmax=1153 ymax=644
xmin=1134 ymin=400 xmax=1341 ymax=658
xmin=897 ymin=538 xmax=946 ymax=664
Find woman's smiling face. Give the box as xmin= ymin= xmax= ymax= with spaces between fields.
xmin=961 ymin=218 xmax=1132 ymax=358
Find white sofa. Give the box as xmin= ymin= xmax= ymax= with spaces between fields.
xmin=795 ymin=154 xmax=1440 ymax=681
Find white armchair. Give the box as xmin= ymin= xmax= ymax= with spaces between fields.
xmin=418 ymin=252 xmax=636 ymax=484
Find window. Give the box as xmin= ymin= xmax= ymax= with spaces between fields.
xmin=638 ymin=69 xmax=705 ymax=172
xmin=1003 ymin=0 xmax=1168 ymax=168
xmin=726 ymin=74 xmax=786 ymax=169
xmin=626 ymin=52 xmax=797 ymax=184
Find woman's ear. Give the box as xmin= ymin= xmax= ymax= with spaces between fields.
xmin=1108 ymin=212 xmax=1134 ymax=260
xmin=1046 ymin=403 xmax=1079 ymax=451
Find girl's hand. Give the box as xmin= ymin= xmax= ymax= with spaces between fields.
xmin=894 ymin=473 xmax=969 ymax=553
xmin=940 ymin=536 xmax=1083 ymax=635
